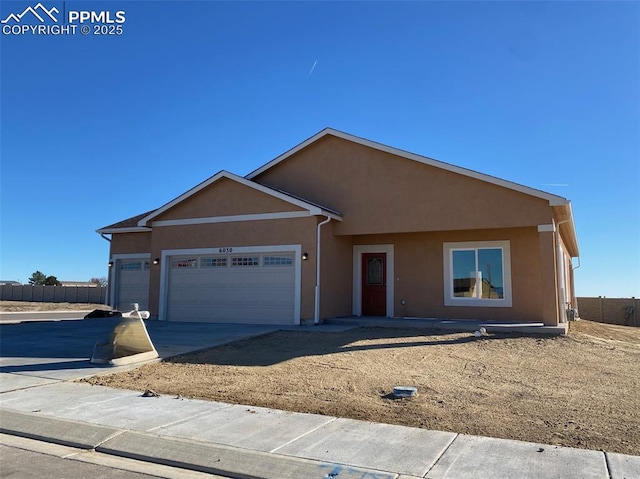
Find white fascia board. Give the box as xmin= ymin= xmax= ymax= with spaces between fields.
xmin=230 ymin=174 xmax=342 ymax=220
xmin=555 ymin=201 xmax=580 ymax=257
xmin=138 ymin=170 xmax=229 ymax=226
xmin=246 ymin=128 xmax=571 ymax=207
xmin=152 ymin=211 xmax=313 ymax=227
xmin=567 ymin=203 xmax=579 ymax=256
xmin=138 ymin=170 xmax=340 ymax=227
xmin=245 ymin=128 xmax=334 ymax=179
xmin=96 ymin=227 xmax=151 ymax=234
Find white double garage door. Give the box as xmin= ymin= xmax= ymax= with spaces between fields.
xmin=162 ymin=247 xmax=299 ymax=325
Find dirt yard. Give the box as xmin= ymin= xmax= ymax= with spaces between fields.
xmin=84 ymin=320 xmax=640 ymax=455
xmin=0 ymin=301 xmax=110 ymax=312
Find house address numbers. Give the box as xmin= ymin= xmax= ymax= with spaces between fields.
xmin=219 ymin=247 xmax=233 ymax=253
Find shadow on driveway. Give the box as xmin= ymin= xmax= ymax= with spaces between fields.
xmin=0 ymin=319 xmax=281 ymax=378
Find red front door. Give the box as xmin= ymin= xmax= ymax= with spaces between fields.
xmin=362 ymin=253 xmax=386 ymax=316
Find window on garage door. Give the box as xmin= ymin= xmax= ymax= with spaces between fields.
xmin=202 ymin=257 xmax=227 ymax=268
xmin=263 ymin=255 xmax=293 ymax=266
xmin=231 ymin=256 xmax=260 ymax=267
xmin=121 ymin=261 xmax=145 ymax=270
xmin=172 ymin=258 xmax=198 ymax=268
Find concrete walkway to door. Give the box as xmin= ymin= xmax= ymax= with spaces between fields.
xmin=326 ymin=315 xmax=569 ymax=335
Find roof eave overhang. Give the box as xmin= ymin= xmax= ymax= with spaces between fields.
xmin=308 ymin=207 xmax=342 ymax=222
xmin=246 ymin=127 xmax=573 ymax=208
xmin=137 ymin=170 xmax=342 ymax=227
xmin=552 ymin=202 xmax=579 ymax=257
xmin=96 ymin=227 xmax=151 ymax=234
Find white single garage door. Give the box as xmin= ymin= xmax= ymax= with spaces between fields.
xmin=166 ymin=252 xmax=296 ymax=324
xmin=116 ymin=259 xmax=150 ymax=311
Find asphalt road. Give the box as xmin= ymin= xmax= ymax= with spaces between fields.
xmin=0 ymin=437 xmax=231 ymax=479
xmin=0 ymin=444 xmax=160 ymax=479
xmin=0 ymin=311 xmax=87 ymax=324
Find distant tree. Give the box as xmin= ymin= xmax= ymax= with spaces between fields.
xmin=44 ymin=275 xmax=61 ymax=286
xmin=90 ymin=277 xmax=108 ymax=287
xmin=28 ymin=271 xmax=47 ymax=286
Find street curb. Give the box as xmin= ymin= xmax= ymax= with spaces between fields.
xmin=0 ymin=409 xmax=123 ymax=449
xmin=97 ymin=430 xmax=396 ymax=479
xmin=0 ymin=409 xmax=397 ymax=479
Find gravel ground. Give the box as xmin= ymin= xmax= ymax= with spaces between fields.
xmin=83 ymin=319 xmax=640 ymax=455
xmin=0 ymin=301 xmax=110 ymax=312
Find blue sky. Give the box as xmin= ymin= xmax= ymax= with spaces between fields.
xmin=1 ymin=1 xmax=638 ymax=297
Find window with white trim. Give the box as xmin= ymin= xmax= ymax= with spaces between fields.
xmin=443 ymin=241 xmax=512 ymax=307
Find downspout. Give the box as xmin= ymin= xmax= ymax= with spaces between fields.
xmin=314 ymin=216 xmax=332 ymax=325
xmin=555 ymin=219 xmax=571 ymax=323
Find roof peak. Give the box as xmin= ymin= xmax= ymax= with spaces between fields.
xmin=246 ymin=127 xmax=570 ymax=207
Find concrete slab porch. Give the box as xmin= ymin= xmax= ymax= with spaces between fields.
xmin=325 ymin=316 xmax=569 ymax=335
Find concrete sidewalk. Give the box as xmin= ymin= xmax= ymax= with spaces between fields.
xmin=1 ymin=377 xmax=638 ymax=479
xmin=1 ymin=316 xmax=638 ymax=478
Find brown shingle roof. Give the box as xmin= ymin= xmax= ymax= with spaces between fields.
xmin=98 ymin=210 xmax=155 ymax=232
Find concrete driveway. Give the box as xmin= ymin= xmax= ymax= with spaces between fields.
xmin=0 ymin=316 xmax=284 ymax=385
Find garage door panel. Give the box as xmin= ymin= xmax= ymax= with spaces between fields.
xmin=166 ymin=252 xmax=296 ymax=324
xmin=117 ymin=260 xmax=150 ymax=311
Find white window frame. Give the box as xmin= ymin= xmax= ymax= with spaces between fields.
xmin=443 ymin=240 xmax=512 ymax=308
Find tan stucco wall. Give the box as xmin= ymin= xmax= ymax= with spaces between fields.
xmin=318 ymin=227 xmax=546 ymax=323
xmin=146 ymin=216 xmax=318 ymax=318
xmin=319 ymin=222 xmax=353 ymax=318
xmin=110 ymin=232 xmax=152 ymax=255
xmin=105 ymin=135 xmax=567 ymax=325
xmin=153 ymin=177 xmax=305 ymax=222
xmin=254 ymin=136 xmax=553 ymax=235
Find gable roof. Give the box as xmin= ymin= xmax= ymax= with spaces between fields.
xmin=97 ymin=211 xmax=154 ymax=234
xmin=247 ymin=128 xmax=571 ymax=206
xmin=97 ymin=129 xmax=577 ymax=256
xmin=247 ymin=127 xmax=579 ymax=256
xmin=137 ymin=170 xmax=342 ymax=227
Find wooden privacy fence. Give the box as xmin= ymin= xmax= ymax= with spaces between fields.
xmin=0 ymin=285 xmax=107 ymax=304
xmin=577 ymin=297 xmax=638 ymax=327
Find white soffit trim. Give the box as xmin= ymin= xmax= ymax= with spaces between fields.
xmin=537 ymin=224 xmax=556 ymax=233
xmin=152 ymin=211 xmax=312 ymax=227
xmin=245 ymin=128 xmax=571 ymax=207
xmin=96 ymin=227 xmax=151 ymax=234
xmin=138 ymin=170 xmax=340 ymax=227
